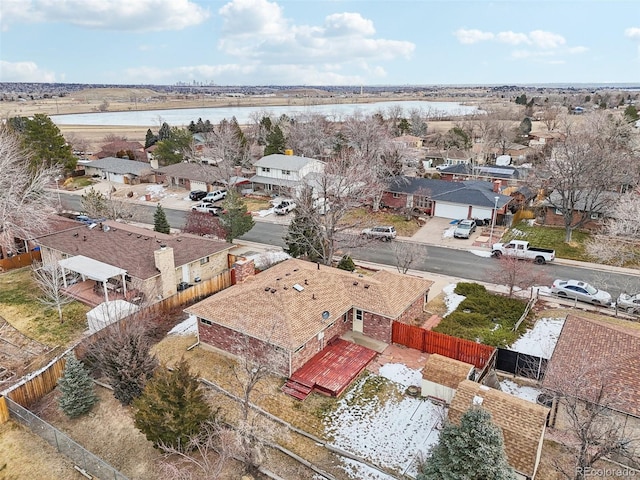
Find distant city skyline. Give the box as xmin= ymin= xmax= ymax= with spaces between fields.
xmin=1 ymin=0 xmax=639 ymax=86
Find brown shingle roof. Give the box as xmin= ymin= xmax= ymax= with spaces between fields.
xmin=155 ymin=162 xmax=221 ymax=182
xmin=449 ymin=380 xmax=549 ymax=478
xmin=542 ymin=314 xmax=640 ymax=417
xmin=35 ymin=221 xmax=232 ymax=280
xmin=422 ymin=354 xmax=474 ymax=388
xmin=186 ymin=258 xmax=433 ymax=351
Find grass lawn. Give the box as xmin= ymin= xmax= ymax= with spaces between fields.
xmin=502 ymin=222 xmax=591 ymax=261
xmin=243 ymin=196 xmax=272 ymax=212
xmin=62 ymin=176 xmax=94 ymax=190
xmin=432 ymin=283 xmax=529 ymax=347
xmin=0 ymin=268 xmax=89 ymax=347
xmin=341 ymin=207 xmax=422 ymax=237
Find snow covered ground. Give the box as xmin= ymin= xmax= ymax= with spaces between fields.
xmin=509 ymin=317 xmax=565 ymax=359
xmin=442 ymin=226 xmax=456 ymax=238
xmin=500 ymin=379 xmax=541 ymax=404
xmin=168 ymin=314 xmax=198 ymax=335
xmin=442 ymin=283 xmax=466 ymax=317
xmin=325 ymin=366 xmax=443 ymax=479
xmin=469 ymin=249 xmax=492 ymax=258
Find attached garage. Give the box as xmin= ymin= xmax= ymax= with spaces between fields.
xmin=107 ymin=172 xmax=125 ymax=184
xmin=190 ymin=180 xmax=208 ymax=192
xmin=470 ymin=206 xmax=494 ymax=219
xmin=433 ymin=202 xmax=470 ymax=220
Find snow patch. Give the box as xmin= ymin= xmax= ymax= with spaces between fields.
xmin=500 ymin=379 xmax=541 ymax=404
xmin=509 ymin=317 xmax=565 ymax=359
xmin=510 ymin=228 xmax=527 ymax=237
xmin=442 ymin=226 xmax=456 ymax=239
xmin=168 ymin=315 xmax=198 ymax=335
xmin=442 ymin=283 xmax=465 ymax=317
xmin=378 ymin=364 xmax=422 ymax=388
xmin=469 ymin=249 xmax=492 ymax=258
xmin=246 ymin=250 xmax=291 ymax=270
xmin=254 ymin=207 xmax=275 ymax=217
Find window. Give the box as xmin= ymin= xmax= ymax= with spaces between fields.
xmin=200 ymin=256 xmax=210 ymax=265
xmin=343 ymin=313 xmax=348 ymax=323
xmin=355 ymin=309 xmax=363 ymax=321
xmin=282 ymin=170 xmax=291 ymax=175
xmin=554 ymin=208 xmax=563 ymax=215
xmin=415 ymin=196 xmax=431 ymax=208
xmin=261 ymin=167 xmax=270 ymax=173
xmin=392 ymin=192 xmax=400 ymax=198
xmin=200 ymin=318 xmax=212 ymax=326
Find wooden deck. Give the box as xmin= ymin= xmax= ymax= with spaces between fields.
xmin=63 ymin=280 xmax=141 ymax=308
xmin=283 ymin=339 xmax=377 ymax=400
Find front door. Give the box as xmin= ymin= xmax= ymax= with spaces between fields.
xmin=353 ymin=308 xmax=363 ymax=333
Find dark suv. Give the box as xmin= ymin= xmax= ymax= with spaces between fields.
xmin=189 ymin=190 xmax=208 ymax=201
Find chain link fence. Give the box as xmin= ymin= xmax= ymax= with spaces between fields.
xmin=6 ymin=396 xmax=129 ymax=480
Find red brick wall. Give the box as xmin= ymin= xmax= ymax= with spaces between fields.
xmin=290 ymin=312 xmax=352 ymax=372
xmin=539 ymin=207 xmax=603 ymax=231
xmin=233 ymin=258 xmax=256 ymax=284
xmin=396 ymin=293 xmax=428 ymax=325
xmin=382 ymin=192 xmax=408 ymax=210
xmin=362 ymin=312 xmax=392 ymax=342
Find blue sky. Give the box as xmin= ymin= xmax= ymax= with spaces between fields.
xmin=1 ymin=0 xmax=639 ymax=86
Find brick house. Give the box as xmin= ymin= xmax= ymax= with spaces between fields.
xmin=542 ymin=315 xmax=640 ymax=469
xmin=450 ymin=380 xmax=550 ymax=480
xmin=535 ymin=190 xmax=620 ymax=231
xmin=186 ymin=258 xmax=433 ymax=377
xmin=35 ymin=221 xmax=233 ymax=304
xmin=383 ymin=175 xmax=512 ymax=220
xmin=84 ymin=157 xmax=154 ymax=185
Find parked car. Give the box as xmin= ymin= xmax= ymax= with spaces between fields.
xmin=617 ymin=293 xmax=640 ymax=314
xmin=191 ymin=202 xmax=223 ymax=215
xmin=202 ymin=189 xmax=227 ymax=203
xmin=492 ymin=240 xmax=555 ymax=265
xmin=551 ymin=279 xmax=612 ymax=306
xmin=453 ymin=219 xmax=477 ymax=239
xmin=361 ymin=225 xmax=397 ymax=241
xmin=189 ymin=190 xmax=208 ymax=201
xmin=274 ymin=200 xmax=296 ymax=215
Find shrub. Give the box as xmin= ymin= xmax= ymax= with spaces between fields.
xmin=337 ymin=255 xmax=356 ymax=272
xmin=58 ymin=353 xmax=97 ymax=418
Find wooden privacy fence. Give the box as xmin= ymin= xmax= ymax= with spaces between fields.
xmin=392 ymin=322 xmax=495 ymax=369
xmin=0 ymin=250 xmax=41 ymax=271
xmin=5 ymin=355 xmax=66 ymax=408
xmin=0 ymin=396 xmax=9 ymax=423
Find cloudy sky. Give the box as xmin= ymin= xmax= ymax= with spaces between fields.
xmin=1 ymin=0 xmax=639 ymax=86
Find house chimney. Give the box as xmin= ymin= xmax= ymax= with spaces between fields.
xmin=154 ymin=245 xmax=177 ymax=298
xmin=232 ymin=258 xmax=255 ymax=284
xmin=493 ymin=180 xmax=502 ymax=193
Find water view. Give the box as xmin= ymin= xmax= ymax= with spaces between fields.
xmin=51 ymin=100 xmax=480 ymax=127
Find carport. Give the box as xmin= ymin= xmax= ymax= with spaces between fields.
xmin=58 ymin=255 xmax=128 ymax=304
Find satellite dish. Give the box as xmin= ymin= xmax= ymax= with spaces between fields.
xmin=322 ymin=311 xmax=330 ymax=320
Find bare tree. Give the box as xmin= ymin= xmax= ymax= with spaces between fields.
xmin=182 ymin=211 xmax=226 ymax=239
xmin=32 ymin=263 xmax=77 ymax=323
xmin=540 ymin=103 xmax=561 ymax=132
xmin=284 ymin=113 xmax=334 ymax=158
xmin=545 ymin=353 xmax=640 ymax=479
xmin=0 ymin=127 xmax=59 ymax=253
xmin=489 ymin=255 xmax=552 ymax=298
xmin=391 ymin=241 xmax=424 ymax=274
xmin=80 ymin=187 xmax=134 ymax=221
xmin=63 ymin=132 xmax=92 ymax=155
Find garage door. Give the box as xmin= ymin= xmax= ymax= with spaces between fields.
xmin=190 ymin=180 xmax=207 ymax=191
xmin=433 ymin=202 xmax=469 ymax=219
xmin=471 ymin=207 xmax=493 ymax=219
xmin=108 ymin=173 xmax=125 ymax=184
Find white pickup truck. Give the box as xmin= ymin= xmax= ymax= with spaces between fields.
xmin=492 ymin=240 xmax=555 ymax=265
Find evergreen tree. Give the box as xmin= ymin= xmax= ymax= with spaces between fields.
xmin=153 ymin=126 xmax=193 ymax=165
xmin=624 ymin=105 xmax=639 ymax=123
xmin=417 ymin=407 xmax=516 ymax=480
xmin=144 ymin=128 xmax=157 ymax=148
xmin=158 ymin=122 xmax=171 ymax=141
xmin=133 ymin=360 xmax=213 ymax=450
xmin=16 ymin=113 xmax=76 ymax=171
xmin=264 ymin=125 xmax=286 ymax=155
xmin=58 ymin=353 xmax=97 ymax=418
xmin=154 ymin=204 xmax=171 ymax=234
xmin=519 ymin=117 xmax=532 ymax=136
xmin=397 ymin=118 xmax=411 ymax=135
xmin=337 ymin=255 xmax=355 ymax=272
xmin=219 ymin=191 xmax=254 ymax=242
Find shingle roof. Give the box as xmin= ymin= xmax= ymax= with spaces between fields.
xmin=422 ymin=354 xmax=474 ymax=388
xmin=155 ymin=162 xmax=220 ymax=182
xmin=542 ymin=314 xmax=640 ymax=417
xmin=186 ymin=258 xmax=433 ymax=351
xmin=35 ymin=221 xmax=232 ymax=280
xmin=85 ymin=157 xmax=152 ymax=176
xmin=449 ymin=380 xmax=549 ymax=478
xmin=255 ymin=154 xmax=324 ymax=171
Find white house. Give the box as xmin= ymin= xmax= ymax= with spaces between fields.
xmin=249 ymin=153 xmax=325 ymax=194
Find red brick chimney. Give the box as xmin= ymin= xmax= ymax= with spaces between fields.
xmin=233 ymin=258 xmax=255 ymax=284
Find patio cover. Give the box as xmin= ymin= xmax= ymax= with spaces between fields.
xmin=58 ymin=255 xmax=127 ymax=282
xmin=87 ymin=300 xmax=139 ymax=333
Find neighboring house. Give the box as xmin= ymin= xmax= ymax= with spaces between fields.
xmin=393 ymin=135 xmax=423 ymax=149
xmin=95 ymin=140 xmax=147 ymax=162
xmin=535 ymin=190 xmax=620 ymax=231
xmin=421 ymin=354 xmax=475 ymax=403
xmin=383 ymin=175 xmax=512 ymax=220
xmin=35 ymin=221 xmax=233 ymax=305
xmin=438 ymin=164 xmax=523 ymax=184
xmin=155 ymin=162 xmax=252 ymax=193
xmin=502 ymin=185 xmax=538 ymax=213
xmin=444 ymin=148 xmax=473 ymax=166
xmin=84 ymin=157 xmax=154 ymax=185
xmin=186 ymin=258 xmax=433 ymax=378
xmin=542 ymin=315 xmax=640 ymax=468
xmin=450 ymin=380 xmax=550 ymax=480
xmin=249 ymin=153 xmax=325 ymax=194
xmin=528 ymin=131 xmax=566 ymax=148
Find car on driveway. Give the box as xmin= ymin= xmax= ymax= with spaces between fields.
xmin=191 ymin=202 xmax=223 ymax=215
xmin=361 ymin=225 xmax=397 ymax=241
xmin=189 ymin=190 xmax=208 ymax=201
xmin=274 ymin=200 xmax=296 ymax=215
xmin=617 ymin=293 xmax=640 ymax=314
xmin=551 ymin=279 xmax=612 ymax=306
xmin=453 ymin=219 xmax=477 ymax=239
xmin=202 ymin=189 xmax=227 ymax=203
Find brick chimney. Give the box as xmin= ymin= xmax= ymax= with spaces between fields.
xmin=154 ymin=245 xmax=177 ymax=298
xmin=233 ymin=258 xmax=255 ymax=284
xmin=493 ymin=180 xmax=502 ymax=193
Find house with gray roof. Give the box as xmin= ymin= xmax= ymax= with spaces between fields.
xmin=382 ymin=175 xmax=512 ymax=220
xmin=249 ymin=153 xmax=325 ymax=194
xmin=84 ymin=157 xmax=153 ymax=184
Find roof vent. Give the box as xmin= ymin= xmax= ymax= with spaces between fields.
xmin=270 ymin=288 xmax=276 ymax=293
xmin=304 ymin=279 xmax=308 ymax=285
xmin=353 ymin=281 xmax=358 ymax=286
xmin=264 ymin=287 xmax=271 ymax=292
xmin=322 ymin=311 xmax=330 ymax=321
xmin=128 ymin=232 xmax=132 ymax=236
xmin=293 ymin=268 xmax=299 ymax=272
xmin=364 ymin=284 xmax=370 ymax=289
xmin=137 ymin=235 xmax=141 ymax=239
xmin=472 ymin=395 xmax=484 ymax=406
xmin=73 ymin=232 xmax=79 ymax=237
xmin=276 ymin=277 xmax=282 ymax=281
xmin=285 ymin=273 xmax=290 ymax=276
xmin=292 ymin=284 xmax=304 ymax=292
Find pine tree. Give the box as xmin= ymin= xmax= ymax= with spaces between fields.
xmin=144 ymin=128 xmax=157 ymax=148
xmin=133 ymin=360 xmax=213 ymax=450
xmin=81 ymin=187 xmax=108 ymax=218
xmin=264 ymin=125 xmax=286 ymax=155
xmin=154 ymin=204 xmax=170 ymax=234
xmin=417 ymin=407 xmax=516 ymax=480
xmin=219 ymin=191 xmax=254 ymax=242
xmin=158 ymin=122 xmax=171 ymax=141
xmin=58 ymin=353 xmax=97 ymax=418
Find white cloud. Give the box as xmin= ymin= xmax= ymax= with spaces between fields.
xmin=567 ymin=46 xmax=588 ymax=54
xmin=625 ymin=27 xmax=640 ymax=41
xmin=453 ymin=28 xmax=494 ymax=44
xmin=323 ymin=12 xmax=375 ymax=37
xmin=528 ymin=30 xmax=566 ymax=49
xmin=496 ymin=31 xmax=530 ymax=45
xmin=1 ymin=0 xmax=208 ymax=31
xmin=0 ymin=60 xmax=56 ymax=82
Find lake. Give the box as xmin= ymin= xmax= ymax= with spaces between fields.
xmin=51 ymin=100 xmax=480 ymax=127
